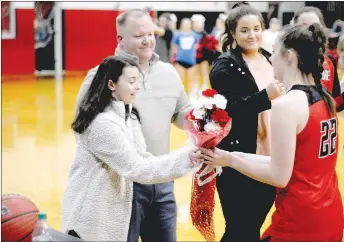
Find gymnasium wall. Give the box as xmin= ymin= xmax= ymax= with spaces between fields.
xmin=2 ymin=8 xmax=120 ymax=75
xmin=64 ymin=10 xmax=119 ymax=71
xmin=2 ymin=2 xmax=304 ymax=75
xmin=2 ymin=9 xmax=35 ymax=75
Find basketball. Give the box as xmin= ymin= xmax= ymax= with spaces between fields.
xmin=2 ymin=194 xmax=39 ymax=242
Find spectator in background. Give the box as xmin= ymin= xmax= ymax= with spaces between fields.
xmin=332 ymin=18 xmax=344 ymax=36
xmin=172 ymin=18 xmax=199 ymax=98
xmin=327 ymin=30 xmax=340 ymax=66
xmin=192 ymin=14 xmax=219 ymax=93
xmin=168 ymin=13 xmax=178 ymax=66
xmin=212 ymin=13 xmax=226 ymax=41
xmin=154 ymin=13 xmax=174 ymax=63
xmin=338 ymin=35 xmax=344 ymax=71
xmin=339 ymin=75 xmax=344 ymax=118
xmin=261 ymin=18 xmax=281 ymax=54
xmin=212 ymin=13 xmax=227 ymax=53
xmin=169 ymin=13 xmax=177 ymax=31
xmin=190 ymin=14 xmax=207 ymax=94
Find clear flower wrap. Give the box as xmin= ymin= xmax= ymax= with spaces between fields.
xmin=184 ymin=89 xmax=231 ymax=241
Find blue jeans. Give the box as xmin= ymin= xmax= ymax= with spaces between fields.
xmin=127 ymin=182 xmax=177 ymax=242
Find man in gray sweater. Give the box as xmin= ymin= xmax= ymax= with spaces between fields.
xmin=75 ymin=9 xmax=192 ymax=242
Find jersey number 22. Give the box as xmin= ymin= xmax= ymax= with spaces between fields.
xmin=319 ymin=118 xmax=337 ymax=158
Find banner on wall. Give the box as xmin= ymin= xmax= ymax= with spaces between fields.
xmin=1 ymin=2 xmax=16 ymax=39
xmin=34 ymin=1 xmax=56 ymax=75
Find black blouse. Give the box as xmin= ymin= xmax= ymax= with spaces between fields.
xmin=210 ymin=48 xmax=272 ymax=154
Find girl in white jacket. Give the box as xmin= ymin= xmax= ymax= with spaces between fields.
xmin=62 ymin=56 xmax=202 ymax=241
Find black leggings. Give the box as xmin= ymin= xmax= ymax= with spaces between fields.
xmin=216 ymin=167 xmax=276 ymax=242
xmin=176 ymin=61 xmax=194 ymax=69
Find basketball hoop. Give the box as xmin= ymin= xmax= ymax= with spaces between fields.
xmin=2 ymin=2 xmax=16 ymax=39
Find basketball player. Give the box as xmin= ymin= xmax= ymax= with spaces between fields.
xmin=202 ymin=23 xmax=344 ymax=241
xmin=293 ymin=6 xmax=343 ymax=112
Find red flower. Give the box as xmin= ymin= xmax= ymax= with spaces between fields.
xmin=186 ymin=110 xmax=196 ymax=121
xmin=202 ymin=89 xmax=218 ymax=98
xmin=211 ymin=109 xmax=231 ymax=127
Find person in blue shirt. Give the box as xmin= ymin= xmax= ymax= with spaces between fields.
xmin=172 ymin=18 xmax=200 ymax=98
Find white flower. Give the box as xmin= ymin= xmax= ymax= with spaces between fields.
xmin=198 ymin=96 xmax=214 ymax=109
xmin=197 ymin=94 xmax=227 ymax=110
xmin=204 ymin=121 xmax=221 ymax=132
xmin=213 ymin=94 xmax=227 ymax=109
xmin=193 ymin=102 xmax=204 ymax=110
xmin=192 ymin=108 xmax=206 ymax=119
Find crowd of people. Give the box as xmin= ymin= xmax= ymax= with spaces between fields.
xmin=154 ymin=7 xmax=344 ymax=99
xmin=61 ymin=3 xmax=344 ymax=242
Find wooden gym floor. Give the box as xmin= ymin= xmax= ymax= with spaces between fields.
xmin=2 ymin=73 xmax=344 ymax=241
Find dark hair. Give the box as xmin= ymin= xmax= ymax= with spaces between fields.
xmin=72 ymin=56 xmax=142 ymax=134
xmin=279 ymin=23 xmax=336 ymax=116
xmin=293 ymin=6 xmax=326 ymax=26
xmin=222 ymin=3 xmax=265 ymax=52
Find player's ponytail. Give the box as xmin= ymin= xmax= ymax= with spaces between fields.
xmin=309 ymin=24 xmax=336 ymax=117
xmin=279 ymin=23 xmax=336 ymax=117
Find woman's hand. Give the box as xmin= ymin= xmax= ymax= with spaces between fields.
xmin=189 ymin=148 xmax=204 ymax=166
xmin=266 ymin=79 xmax=285 ymax=100
xmin=200 ymin=148 xmax=232 ymax=167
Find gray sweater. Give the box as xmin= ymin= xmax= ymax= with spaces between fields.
xmin=75 ymin=48 xmax=192 ymax=156
xmin=62 ymin=101 xmax=196 ymax=241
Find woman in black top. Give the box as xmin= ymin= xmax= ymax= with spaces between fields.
xmin=209 ymin=3 xmax=284 ymax=241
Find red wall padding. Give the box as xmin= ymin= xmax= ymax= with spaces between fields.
xmin=2 ymin=9 xmax=35 ymax=75
xmin=2 ymin=9 xmax=155 ymax=75
xmin=64 ymin=10 xmax=119 ymax=71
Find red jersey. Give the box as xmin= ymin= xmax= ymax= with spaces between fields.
xmin=322 ymin=55 xmax=343 ymax=116
xmin=263 ymin=85 xmax=344 ymax=241
xmin=321 ymin=55 xmax=335 ymax=94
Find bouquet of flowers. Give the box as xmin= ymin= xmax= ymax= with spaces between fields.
xmin=185 ymin=89 xmax=231 ymax=241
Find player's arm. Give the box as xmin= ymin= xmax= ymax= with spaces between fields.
xmin=202 ymin=93 xmax=306 ymax=188
xmin=231 ymin=97 xmax=299 ymax=188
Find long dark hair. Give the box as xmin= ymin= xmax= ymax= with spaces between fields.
xmin=293 ymin=6 xmax=326 ymax=26
xmin=72 ymin=56 xmax=142 ymax=134
xmin=222 ymin=3 xmax=265 ymax=53
xmin=279 ymin=23 xmax=336 ymax=117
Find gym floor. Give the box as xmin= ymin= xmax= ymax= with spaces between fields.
xmin=2 ymin=73 xmax=343 ymax=241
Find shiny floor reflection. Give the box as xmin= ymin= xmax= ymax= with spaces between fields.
xmin=2 ymin=75 xmax=344 ymax=241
